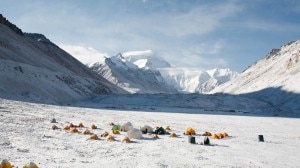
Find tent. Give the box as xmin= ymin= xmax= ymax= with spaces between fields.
xmin=126 ymin=129 xmax=143 ymax=139
xmin=78 ymin=122 xmax=84 ymax=128
xmin=22 ymin=162 xmax=38 ymax=168
xmin=105 ymin=135 xmax=115 ymax=141
xmin=165 ymin=126 xmax=171 ymax=131
xmin=169 ymin=133 xmax=178 ymax=137
xmin=50 ymin=124 xmax=59 ymax=130
xmin=140 ymin=125 xmax=153 ymax=134
xmin=83 ymin=129 xmax=91 ymax=135
xmin=184 ymin=127 xmax=196 ymax=135
xmin=69 ymin=123 xmax=75 ymax=128
xmin=154 ymin=127 xmax=166 ymax=135
xmin=121 ymin=136 xmax=131 ymax=143
xmin=217 ymin=133 xmax=224 ymax=139
xmin=90 ymin=124 xmax=97 ymax=129
xmin=203 ymin=131 xmax=212 ymax=136
xmin=89 ymin=134 xmax=99 ymax=140
xmin=63 ymin=125 xmax=70 ymax=130
xmin=111 ymin=130 xmax=120 ymax=134
xmin=212 ymin=134 xmax=220 ymax=139
xmin=0 ymin=159 xmax=12 ymax=168
xmin=112 ymin=125 xmax=121 ymax=131
xmin=120 ymin=122 xmax=133 ymax=132
xmin=70 ymin=127 xmax=79 ymax=133
xmin=50 ymin=118 xmax=57 ymax=123
xmin=101 ymin=131 xmax=109 ymax=137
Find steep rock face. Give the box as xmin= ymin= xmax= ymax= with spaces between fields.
xmin=89 ymin=54 xmax=175 ymax=93
xmin=0 ymin=15 xmax=125 ymax=103
xmin=211 ymin=40 xmax=300 ymax=112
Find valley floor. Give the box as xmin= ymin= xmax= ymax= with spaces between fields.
xmin=0 ymin=98 xmax=299 ymax=168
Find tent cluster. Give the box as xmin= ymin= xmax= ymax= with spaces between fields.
xmin=50 ymin=118 xmax=229 ymax=147
xmin=202 ymin=131 xmax=229 ymax=139
xmin=0 ymin=160 xmax=38 ymax=168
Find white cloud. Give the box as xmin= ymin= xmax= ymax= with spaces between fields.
xmin=11 ymin=1 xmax=240 ymax=70
xmin=59 ymin=44 xmax=108 ymax=65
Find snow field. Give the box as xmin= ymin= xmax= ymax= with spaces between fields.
xmin=0 ymin=99 xmax=300 ymax=168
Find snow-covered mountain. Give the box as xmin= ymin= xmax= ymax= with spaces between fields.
xmin=65 ymin=46 xmax=238 ymax=94
xmin=120 ymin=50 xmax=238 ymax=93
xmin=159 ymin=68 xmax=238 ymax=93
xmin=0 ymin=14 xmax=125 ymax=103
xmin=211 ymin=39 xmax=300 ymax=111
xmin=122 ymin=50 xmax=171 ymax=69
xmin=89 ymin=53 xmax=175 ymax=93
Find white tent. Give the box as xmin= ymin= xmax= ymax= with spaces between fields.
xmin=126 ymin=129 xmax=143 ymax=139
xmin=120 ymin=122 xmax=134 ymax=132
xmin=140 ymin=125 xmax=153 ymax=134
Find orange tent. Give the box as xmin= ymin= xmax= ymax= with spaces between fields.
xmin=203 ymin=131 xmax=212 ymax=136
xmin=83 ymin=129 xmax=90 ymax=135
xmin=184 ymin=127 xmax=196 ymax=135
xmin=105 ymin=135 xmax=115 ymax=141
xmin=0 ymin=159 xmax=12 ymax=168
xmin=78 ymin=123 xmax=84 ymax=128
xmin=90 ymin=124 xmax=97 ymax=129
xmin=63 ymin=125 xmax=70 ymax=130
xmin=89 ymin=134 xmax=99 ymax=140
xmin=70 ymin=127 xmax=79 ymax=133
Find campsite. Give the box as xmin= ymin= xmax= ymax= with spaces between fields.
xmin=1 ymin=98 xmax=299 ymax=168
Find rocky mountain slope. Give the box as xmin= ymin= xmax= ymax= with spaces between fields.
xmin=211 ymin=39 xmax=300 ymax=112
xmin=0 ymin=14 xmax=125 ymax=103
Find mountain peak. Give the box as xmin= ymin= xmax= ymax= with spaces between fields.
xmin=122 ymin=50 xmax=171 ymax=69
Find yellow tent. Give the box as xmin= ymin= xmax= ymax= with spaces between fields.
xmin=0 ymin=159 xmax=12 ymax=168
xmin=165 ymin=126 xmax=171 ymax=131
xmin=111 ymin=130 xmax=120 ymax=134
xmin=184 ymin=127 xmax=196 ymax=135
xmin=23 ymin=162 xmax=38 ymax=168
xmin=169 ymin=133 xmax=178 ymax=137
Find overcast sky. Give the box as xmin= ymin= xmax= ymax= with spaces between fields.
xmin=1 ymin=0 xmax=300 ymax=72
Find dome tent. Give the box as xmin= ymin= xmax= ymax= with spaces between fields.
xmin=121 ymin=136 xmax=131 ymax=143
xmin=112 ymin=125 xmax=120 ymax=131
xmin=184 ymin=127 xmax=196 ymax=135
xmin=140 ymin=125 xmax=153 ymax=134
xmin=154 ymin=127 xmax=166 ymax=135
xmin=0 ymin=159 xmax=12 ymax=168
xmin=126 ymin=129 xmax=143 ymax=139
xmin=120 ymin=122 xmax=133 ymax=132
xmin=23 ymin=162 xmax=38 ymax=168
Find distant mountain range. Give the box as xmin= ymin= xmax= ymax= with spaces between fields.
xmin=71 ymin=49 xmax=239 ymax=94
